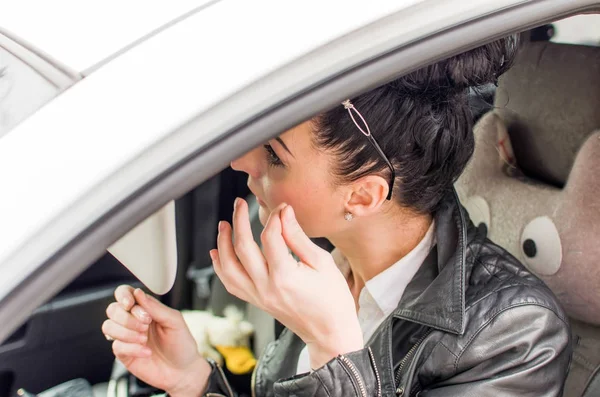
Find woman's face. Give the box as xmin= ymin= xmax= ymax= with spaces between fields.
xmin=231 ymin=120 xmax=343 ymax=238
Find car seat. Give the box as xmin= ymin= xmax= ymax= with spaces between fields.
xmin=456 ymin=31 xmax=600 ymax=397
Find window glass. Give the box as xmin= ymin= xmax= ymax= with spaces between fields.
xmin=551 ymin=14 xmax=600 ymax=47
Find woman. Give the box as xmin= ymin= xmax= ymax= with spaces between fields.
xmin=102 ymin=36 xmax=571 ymax=397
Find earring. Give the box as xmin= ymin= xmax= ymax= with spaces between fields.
xmin=344 ymin=212 xmax=354 ymax=221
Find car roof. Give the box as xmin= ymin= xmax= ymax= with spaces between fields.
xmin=0 ymin=0 xmax=215 ymax=73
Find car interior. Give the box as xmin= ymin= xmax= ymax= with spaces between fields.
xmin=0 ymin=11 xmax=599 ymax=397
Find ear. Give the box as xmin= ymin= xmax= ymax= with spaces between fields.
xmin=345 ymin=174 xmax=389 ymax=217
xmin=223 ymin=304 xmax=244 ymax=323
xmin=496 ymin=117 xmax=517 ymax=167
xmin=564 ymin=131 xmax=600 ymax=205
xmin=239 ymin=321 xmax=254 ymax=337
xmin=458 ymin=112 xmax=511 ymax=193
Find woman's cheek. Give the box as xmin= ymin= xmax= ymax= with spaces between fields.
xmin=257 ymin=183 xmax=290 ymax=226
xmin=258 ymin=189 xmax=298 ymax=226
xmin=292 ymin=204 xmax=322 ymax=237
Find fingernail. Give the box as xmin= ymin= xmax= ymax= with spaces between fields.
xmin=283 ymin=205 xmax=294 ymax=222
xmin=139 ymin=323 xmax=149 ymax=332
xmin=234 ymin=197 xmax=240 ymax=209
xmin=142 ymin=347 xmax=152 ymax=356
xmin=218 ymin=221 xmax=224 ymax=232
xmin=122 ymin=297 xmax=132 ymax=308
xmin=209 ymin=250 xmax=216 ymax=262
xmin=139 ymin=334 xmax=148 ymax=344
xmin=140 ymin=312 xmax=151 ymax=323
xmin=134 ymin=307 xmax=151 ymax=323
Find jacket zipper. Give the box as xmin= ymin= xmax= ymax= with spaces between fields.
xmin=367 ymin=347 xmax=382 ymax=397
xmin=394 ymin=330 xmax=432 ymax=396
xmin=339 ymin=355 xmax=367 ymax=397
xmin=215 ymin=361 xmax=235 ymax=397
xmin=251 ymin=358 xmax=259 ymax=397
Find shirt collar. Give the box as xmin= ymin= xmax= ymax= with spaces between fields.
xmin=363 ymin=221 xmax=436 ymax=316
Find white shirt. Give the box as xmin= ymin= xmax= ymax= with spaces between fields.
xmin=295 ymin=221 xmax=436 ymax=374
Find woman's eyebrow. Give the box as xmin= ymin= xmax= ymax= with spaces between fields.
xmin=275 ymin=137 xmax=294 ymax=158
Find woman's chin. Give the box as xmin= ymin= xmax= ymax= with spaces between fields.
xmin=258 ymin=204 xmax=269 ymax=226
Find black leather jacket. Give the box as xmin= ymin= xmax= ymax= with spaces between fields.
xmin=203 ymin=191 xmax=572 ymax=397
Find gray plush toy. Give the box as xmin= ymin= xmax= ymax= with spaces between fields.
xmin=456 ymin=111 xmax=600 ymax=397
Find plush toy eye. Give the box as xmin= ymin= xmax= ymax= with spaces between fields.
xmin=522 ymin=239 xmax=537 ymax=257
xmin=462 ymin=196 xmax=491 ymax=234
xmin=520 ymin=216 xmax=562 ymax=276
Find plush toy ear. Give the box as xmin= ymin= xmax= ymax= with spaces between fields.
xmin=456 ymin=112 xmax=513 ymax=234
xmin=223 ymin=304 xmax=244 ymax=323
xmin=547 ymin=131 xmax=600 ymax=324
xmin=496 ymin=116 xmax=517 ymax=169
xmin=239 ymin=320 xmax=255 ymax=337
xmin=460 ymin=112 xmax=512 ymax=186
xmin=562 ymin=131 xmax=600 ymax=208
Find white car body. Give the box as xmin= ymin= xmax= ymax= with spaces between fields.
xmin=0 ymin=0 xmax=597 ymax=344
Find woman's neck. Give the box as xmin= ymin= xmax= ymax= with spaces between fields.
xmin=328 ymin=208 xmax=433 ymax=293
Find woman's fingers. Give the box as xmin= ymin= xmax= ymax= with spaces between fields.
xmin=280 ymin=205 xmax=326 ymax=268
xmin=106 ymin=302 xmax=150 ymax=333
xmin=210 ymin=237 xmax=257 ymax=303
xmin=102 ymin=319 xmax=148 ymax=344
xmin=112 ymin=340 xmax=152 ymax=359
xmin=215 ymin=222 xmax=258 ymax=301
xmin=114 ymin=285 xmax=136 ymax=311
xmin=261 ymin=204 xmax=295 ymax=276
xmin=132 ymin=288 xmax=183 ymax=329
xmin=231 ymin=198 xmax=268 ymax=284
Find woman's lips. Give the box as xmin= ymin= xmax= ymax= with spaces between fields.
xmin=256 ymin=196 xmax=267 ymax=207
xmin=249 ymin=188 xmax=267 ymax=207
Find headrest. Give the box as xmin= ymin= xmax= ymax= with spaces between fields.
xmin=495 ymin=41 xmax=600 ymax=186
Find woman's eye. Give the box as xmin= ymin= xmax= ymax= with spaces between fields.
xmin=263 ymin=144 xmax=284 ymax=167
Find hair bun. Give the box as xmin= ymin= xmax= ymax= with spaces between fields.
xmin=392 ymin=35 xmax=519 ymax=98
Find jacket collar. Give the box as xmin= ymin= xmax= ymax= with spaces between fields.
xmin=392 ymin=189 xmax=468 ymax=335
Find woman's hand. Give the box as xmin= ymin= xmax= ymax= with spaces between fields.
xmin=212 ymin=198 xmax=363 ymax=369
xmin=103 ymin=286 xmax=211 ymax=397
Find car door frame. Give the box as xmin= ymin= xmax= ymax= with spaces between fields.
xmin=1 ymin=0 xmax=598 ymax=344
xmin=0 ymin=29 xmax=157 ymax=395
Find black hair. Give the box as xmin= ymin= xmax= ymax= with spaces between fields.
xmin=313 ymin=35 xmax=519 ymax=214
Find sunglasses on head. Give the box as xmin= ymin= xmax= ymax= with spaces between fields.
xmin=342 ymin=99 xmax=395 ymax=200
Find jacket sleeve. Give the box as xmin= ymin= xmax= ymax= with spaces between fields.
xmin=272 ymin=347 xmax=381 ymax=397
xmin=421 ymin=304 xmax=572 ymax=397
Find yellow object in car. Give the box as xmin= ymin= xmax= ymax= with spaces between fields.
xmin=215 ymin=345 xmax=257 ymax=375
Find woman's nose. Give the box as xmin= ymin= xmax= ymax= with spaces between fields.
xmin=231 ymin=149 xmax=261 ymax=178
